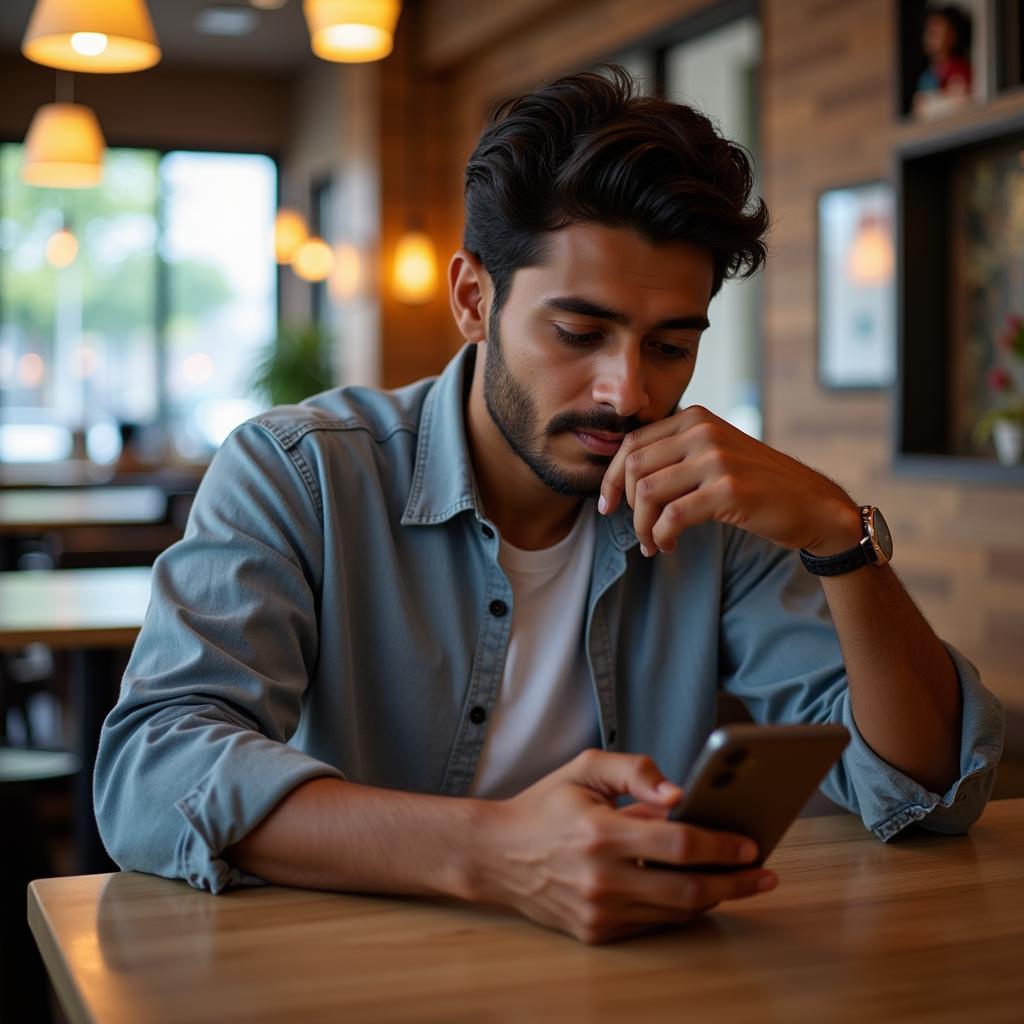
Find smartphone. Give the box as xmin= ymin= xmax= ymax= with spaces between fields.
xmin=663 ymin=723 xmax=850 ymax=870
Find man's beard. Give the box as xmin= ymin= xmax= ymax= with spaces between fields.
xmin=482 ymin=311 xmax=648 ymax=498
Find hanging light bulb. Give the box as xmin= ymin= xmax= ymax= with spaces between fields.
xmin=22 ymin=0 xmax=161 ymax=73
xmin=303 ymin=0 xmax=401 ymax=63
xmin=22 ymin=102 xmax=106 ymax=189
xmin=328 ymin=242 xmax=362 ymax=300
xmin=392 ymin=230 xmax=437 ymax=304
xmin=274 ymin=208 xmax=308 ymax=264
xmin=46 ymin=226 xmax=79 ymax=267
xmin=293 ymin=236 xmax=335 ymax=282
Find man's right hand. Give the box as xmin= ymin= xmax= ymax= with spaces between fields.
xmin=473 ymin=749 xmax=777 ymax=944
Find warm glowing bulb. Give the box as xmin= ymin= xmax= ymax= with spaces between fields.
xmin=392 ymin=231 xmax=437 ymax=304
xmin=274 ymin=208 xmax=308 ymax=264
xmin=328 ymin=242 xmax=362 ymax=300
xmin=18 ymin=352 xmax=46 ymax=388
xmin=70 ymin=32 xmax=108 ymax=56
xmin=847 ymin=219 xmax=893 ymax=287
xmin=293 ymin=237 xmax=334 ymax=282
xmin=46 ymin=228 xmax=79 ymax=267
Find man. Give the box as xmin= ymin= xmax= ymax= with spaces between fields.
xmin=95 ymin=67 xmax=1003 ymax=945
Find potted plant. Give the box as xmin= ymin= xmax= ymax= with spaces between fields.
xmin=974 ymin=314 xmax=1024 ymax=466
xmin=250 ymin=323 xmax=336 ymax=407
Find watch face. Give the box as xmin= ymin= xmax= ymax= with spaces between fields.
xmin=871 ymin=508 xmax=894 ymax=561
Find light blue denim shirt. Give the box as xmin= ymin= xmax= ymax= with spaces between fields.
xmin=95 ymin=344 xmax=1005 ymax=893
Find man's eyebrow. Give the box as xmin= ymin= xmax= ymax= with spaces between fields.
xmin=542 ymin=295 xmax=710 ymax=332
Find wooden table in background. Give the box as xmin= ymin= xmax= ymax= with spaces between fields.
xmin=28 ymin=798 xmax=1024 ymax=1023
xmin=1 ymin=568 xmax=151 ymax=871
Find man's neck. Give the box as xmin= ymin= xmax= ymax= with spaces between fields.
xmin=464 ymin=361 xmax=583 ymax=551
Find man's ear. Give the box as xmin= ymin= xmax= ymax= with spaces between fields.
xmin=448 ymin=249 xmax=491 ymax=344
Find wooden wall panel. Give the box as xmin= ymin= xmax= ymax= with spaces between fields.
xmin=762 ymin=0 xmax=1024 ymax=709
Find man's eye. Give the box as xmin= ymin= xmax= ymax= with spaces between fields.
xmin=650 ymin=340 xmax=693 ymax=360
xmin=553 ymin=323 xmax=601 ymax=346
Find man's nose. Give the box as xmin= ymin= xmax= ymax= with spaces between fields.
xmin=591 ymin=348 xmax=650 ymax=418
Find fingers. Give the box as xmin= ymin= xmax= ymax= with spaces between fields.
xmin=562 ymin=861 xmax=776 ymax=944
xmin=600 ymin=416 xmax=682 ymax=516
xmin=602 ymin=817 xmax=760 ymax=869
xmin=630 ymin=865 xmax=777 ymax=914
xmin=561 ymin=750 xmax=682 ymax=808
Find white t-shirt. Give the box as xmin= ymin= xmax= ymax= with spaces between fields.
xmin=469 ymin=504 xmax=601 ymax=799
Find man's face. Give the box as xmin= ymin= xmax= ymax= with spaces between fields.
xmin=480 ymin=222 xmax=714 ymax=497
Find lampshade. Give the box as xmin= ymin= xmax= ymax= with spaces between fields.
xmin=293 ymin=237 xmax=335 ymax=282
xmin=22 ymin=0 xmax=161 ymax=73
xmin=303 ymin=0 xmax=401 ymax=63
xmin=273 ymin=208 xmax=308 ymax=264
xmin=391 ymin=230 xmax=437 ymax=304
xmin=22 ymin=103 xmax=106 ymax=189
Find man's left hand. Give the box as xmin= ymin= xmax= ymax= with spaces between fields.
xmin=599 ymin=406 xmax=861 ymax=558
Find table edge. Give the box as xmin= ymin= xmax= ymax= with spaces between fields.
xmin=28 ymin=881 xmax=93 ymax=1024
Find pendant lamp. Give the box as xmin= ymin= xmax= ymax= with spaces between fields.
xmin=22 ymin=103 xmax=106 ymax=189
xmin=292 ymin=237 xmax=335 ymax=282
xmin=303 ymin=0 xmax=401 ymax=63
xmin=22 ymin=0 xmax=161 ymax=74
xmin=391 ymin=230 xmax=437 ymax=304
xmin=273 ymin=208 xmax=309 ymax=264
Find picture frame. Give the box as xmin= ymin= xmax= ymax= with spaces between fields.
xmin=816 ymin=180 xmax=896 ymax=391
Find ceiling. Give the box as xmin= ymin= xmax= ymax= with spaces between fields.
xmin=0 ymin=0 xmax=316 ymax=74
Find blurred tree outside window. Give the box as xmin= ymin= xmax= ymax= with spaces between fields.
xmin=0 ymin=144 xmax=277 ymax=463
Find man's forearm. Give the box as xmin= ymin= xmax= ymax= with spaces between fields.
xmin=224 ymin=777 xmax=489 ymax=900
xmin=821 ymin=565 xmax=962 ymax=794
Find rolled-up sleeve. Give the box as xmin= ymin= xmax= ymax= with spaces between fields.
xmin=94 ymin=421 xmax=343 ymax=893
xmin=718 ymin=530 xmax=1005 ymax=841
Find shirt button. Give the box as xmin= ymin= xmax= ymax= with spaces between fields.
xmin=469 ymin=706 xmax=487 ymax=724
xmin=488 ymin=599 xmax=507 ymax=617
xmin=481 ymin=525 xmax=494 ymax=539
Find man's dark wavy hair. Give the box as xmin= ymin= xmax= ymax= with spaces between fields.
xmin=464 ymin=65 xmax=769 ymax=311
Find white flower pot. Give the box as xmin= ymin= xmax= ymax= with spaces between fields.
xmin=993 ymin=419 xmax=1024 ymax=466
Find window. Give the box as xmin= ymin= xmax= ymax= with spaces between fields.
xmin=0 ymin=144 xmax=276 ymax=462
xmin=663 ymin=16 xmax=763 ymax=438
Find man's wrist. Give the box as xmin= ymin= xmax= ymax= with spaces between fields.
xmin=802 ymin=500 xmax=863 ymax=557
xmin=457 ymin=798 xmax=508 ymax=905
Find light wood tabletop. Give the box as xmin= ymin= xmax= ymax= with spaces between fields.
xmin=0 ymin=567 xmax=151 ymax=650
xmin=28 ymin=798 xmax=1024 ymax=1023
xmin=0 ymin=486 xmax=167 ymax=534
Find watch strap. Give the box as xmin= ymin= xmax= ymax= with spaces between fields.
xmin=799 ymin=538 xmax=874 ymax=577
xmin=800 ymin=505 xmax=881 ymax=577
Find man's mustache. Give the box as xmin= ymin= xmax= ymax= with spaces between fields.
xmin=545 ymin=411 xmax=650 ymax=437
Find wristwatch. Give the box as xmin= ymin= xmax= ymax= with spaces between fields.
xmin=799 ymin=505 xmax=893 ymax=577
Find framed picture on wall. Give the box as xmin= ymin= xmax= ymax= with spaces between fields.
xmin=816 ymin=181 xmax=896 ymax=390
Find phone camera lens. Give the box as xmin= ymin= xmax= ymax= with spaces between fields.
xmin=725 ymin=748 xmax=748 ymax=767
xmin=712 ymin=770 xmax=734 ymax=788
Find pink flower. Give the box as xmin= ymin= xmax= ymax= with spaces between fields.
xmin=988 ymin=366 xmax=1013 ymax=392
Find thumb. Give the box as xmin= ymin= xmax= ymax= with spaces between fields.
xmin=562 ymin=750 xmax=682 ymax=807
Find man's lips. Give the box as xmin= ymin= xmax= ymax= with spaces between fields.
xmin=572 ymin=429 xmax=625 ymax=457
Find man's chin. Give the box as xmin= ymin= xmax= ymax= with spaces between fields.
xmin=528 ymin=457 xmax=606 ymax=499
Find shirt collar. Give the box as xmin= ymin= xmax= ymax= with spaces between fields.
xmin=401 ymin=343 xmax=638 ymax=551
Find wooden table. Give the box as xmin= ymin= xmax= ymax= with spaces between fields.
xmin=0 ymin=486 xmax=167 ymax=535
xmin=1 ymin=568 xmax=151 ymax=870
xmin=28 ymin=798 xmax=1024 ymax=1023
